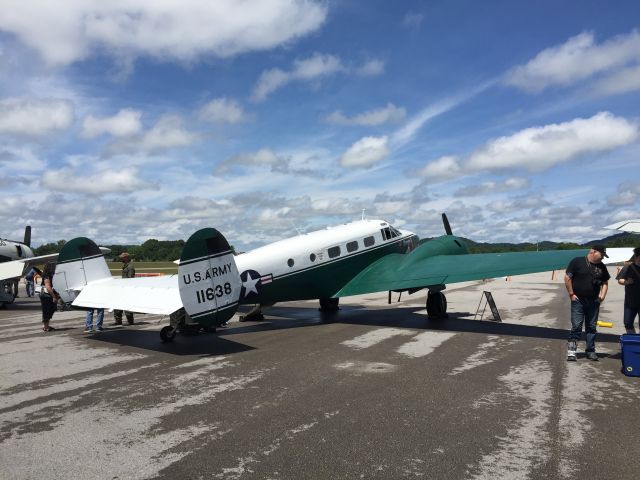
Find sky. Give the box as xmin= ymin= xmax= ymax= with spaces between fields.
xmin=1 ymin=0 xmax=639 ymax=250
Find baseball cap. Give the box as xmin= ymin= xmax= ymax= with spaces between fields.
xmin=591 ymin=244 xmax=609 ymax=258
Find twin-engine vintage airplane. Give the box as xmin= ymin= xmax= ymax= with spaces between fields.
xmin=1 ymin=227 xmax=37 ymax=307
xmin=0 ymin=227 xmax=110 ymax=308
xmin=52 ymin=215 xmax=630 ymax=342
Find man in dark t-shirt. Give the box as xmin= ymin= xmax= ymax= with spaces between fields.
xmin=564 ymin=245 xmax=610 ymax=361
xmin=616 ymin=247 xmax=640 ymax=334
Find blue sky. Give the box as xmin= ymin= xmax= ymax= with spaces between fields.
xmin=1 ymin=0 xmax=639 ymax=249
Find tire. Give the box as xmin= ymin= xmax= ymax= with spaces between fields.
xmin=160 ymin=325 xmax=176 ymax=343
xmin=319 ymin=297 xmax=339 ymax=312
xmin=426 ymin=291 xmax=447 ymax=319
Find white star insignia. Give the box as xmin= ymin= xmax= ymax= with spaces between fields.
xmin=242 ymin=272 xmax=260 ymax=296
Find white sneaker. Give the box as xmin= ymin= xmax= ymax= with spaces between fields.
xmin=567 ymin=341 xmax=577 ymax=361
xmin=83 ymin=328 xmax=94 ymax=333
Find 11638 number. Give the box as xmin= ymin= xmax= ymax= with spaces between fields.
xmin=195 ymin=282 xmax=232 ymax=304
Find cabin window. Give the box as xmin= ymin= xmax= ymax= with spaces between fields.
xmin=310 ymin=253 xmax=316 ymax=262
xmin=328 ymin=246 xmax=341 ymax=258
xmin=364 ymin=236 xmax=375 ymax=247
xmin=346 ymin=241 xmax=358 ymax=253
xmin=287 ymin=258 xmax=294 ymax=267
xmin=16 ymin=245 xmax=23 ymax=257
xmin=381 ymin=228 xmax=393 ymax=240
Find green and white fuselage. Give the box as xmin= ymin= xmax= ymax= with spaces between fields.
xmin=234 ymin=219 xmax=417 ymax=305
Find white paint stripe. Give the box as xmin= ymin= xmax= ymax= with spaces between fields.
xmin=395 ymin=331 xmax=456 ymax=358
xmin=341 ymin=327 xmax=414 ymax=350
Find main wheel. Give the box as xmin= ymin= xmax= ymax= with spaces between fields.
xmin=426 ymin=291 xmax=448 ymax=319
xmin=319 ymin=297 xmax=339 ymax=312
xmin=160 ymin=325 xmax=177 ymax=343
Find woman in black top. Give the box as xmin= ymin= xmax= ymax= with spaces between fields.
xmin=39 ymin=262 xmax=60 ymax=332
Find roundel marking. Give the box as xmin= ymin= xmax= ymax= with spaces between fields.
xmin=240 ymin=270 xmax=262 ymax=299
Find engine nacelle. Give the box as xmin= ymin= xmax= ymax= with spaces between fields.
xmin=178 ymin=228 xmax=241 ymax=327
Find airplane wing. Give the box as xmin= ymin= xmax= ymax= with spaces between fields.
xmin=0 ymin=248 xmax=111 ymax=282
xmin=72 ymin=275 xmax=182 ymax=315
xmin=605 ymin=219 xmax=640 ymax=234
xmin=335 ymin=249 xmax=594 ymax=297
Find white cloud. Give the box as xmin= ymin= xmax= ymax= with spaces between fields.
xmin=215 ymin=148 xmax=282 ymax=173
xmin=326 ymin=103 xmax=406 ymax=126
xmin=505 ymin=30 xmax=640 ymax=92
xmin=0 ymin=145 xmax=46 ymax=173
xmin=82 ymin=109 xmax=142 ymax=138
xmin=455 ymin=177 xmax=530 ymax=197
xmin=41 ymin=167 xmax=148 ymax=194
xmin=107 ymin=115 xmax=198 ymax=155
xmin=199 ymin=98 xmax=247 ymax=124
xmin=356 ymin=59 xmax=385 ymax=76
xmin=0 ymin=0 xmax=327 ymax=67
xmin=252 ymin=53 xmax=344 ymax=101
xmin=0 ymin=97 xmax=74 ymax=136
xmin=340 ymin=136 xmax=390 ymax=168
xmin=592 ymin=64 xmax=640 ymax=96
xmin=417 ymin=155 xmax=462 ymax=182
xmin=466 ymin=112 xmax=639 ymax=171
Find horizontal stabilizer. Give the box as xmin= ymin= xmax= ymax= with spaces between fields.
xmin=73 ymin=276 xmax=183 ymax=315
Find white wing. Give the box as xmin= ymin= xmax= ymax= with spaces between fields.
xmin=605 ymin=219 xmax=640 ymax=234
xmin=604 ymin=247 xmax=635 ymax=264
xmin=72 ymin=275 xmax=182 ymax=315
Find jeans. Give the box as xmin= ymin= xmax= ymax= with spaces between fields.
xmin=26 ymin=280 xmax=34 ymax=297
xmin=569 ymin=297 xmax=600 ymax=352
xmin=623 ymin=304 xmax=640 ymax=330
xmin=85 ymin=309 xmax=104 ymax=329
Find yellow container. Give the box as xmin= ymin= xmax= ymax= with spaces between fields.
xmin=597 ymin=320 xmax=613 ymax=328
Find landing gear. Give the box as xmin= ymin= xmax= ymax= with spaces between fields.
xmin=239 ymin=304 xmax=265 ymax=322
xmin=426 ymin=290 xmax=448 ymax=319
xmin=319 ymin=297 xmax=339 ymax=312
xmin=160 ymin=325 xmax=177 ymax=343
xmin=160 ymin=308 xmax=216 ymax=342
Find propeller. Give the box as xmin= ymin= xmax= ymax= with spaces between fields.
xmin=442 ymin=213 xmax=452 ymax=235
xmin=24 ymin=226 xmax=31 ymax=247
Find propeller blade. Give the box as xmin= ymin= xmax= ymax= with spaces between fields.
xmin=442 ymin=213 xmax=452 ymax=235
xmin=24 ymin=226 xmax=31 ymax=247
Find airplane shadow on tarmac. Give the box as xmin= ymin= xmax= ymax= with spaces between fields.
xmin=80 ymin=301 xmax=624 ymax=355
xmin=259 ymin=303 xmax=625 ymax=346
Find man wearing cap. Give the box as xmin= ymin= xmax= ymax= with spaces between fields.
xmin=112 ymin=252 xmax=136 ymax=326
xmin=564 ymin=245 xmax=610 ymax=361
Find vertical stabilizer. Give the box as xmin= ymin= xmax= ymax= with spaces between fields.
xmin=178 ymin=228 xmax=241 ymax=327
xmin=55 ymin=237 xmax=112 ymax=304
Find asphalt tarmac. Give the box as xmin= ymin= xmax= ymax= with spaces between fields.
xmin=2 ymin=272 xmax=640 ymax=479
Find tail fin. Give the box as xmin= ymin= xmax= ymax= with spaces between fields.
xmin=24 ymin=226 xmax=31 ymax=247
xmin=55 ymin=237 xmax=112 ymax=304
xmin=178 ymin=228 xmax=241 ymax=327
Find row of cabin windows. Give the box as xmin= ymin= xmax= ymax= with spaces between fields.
xmin=288 ymin=235 xmax=378 ymax=267
xmin=287 ymin=228 xmax=403 ymax=267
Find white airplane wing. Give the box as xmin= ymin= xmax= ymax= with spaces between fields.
xmin=605 ymin=219 xmax=640 ymax=234
xmin=72 ymin=275 xmax=182 ymax=315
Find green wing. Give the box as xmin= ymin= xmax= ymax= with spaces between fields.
xmin=335 ymin=248 xmax=588 ymax=297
